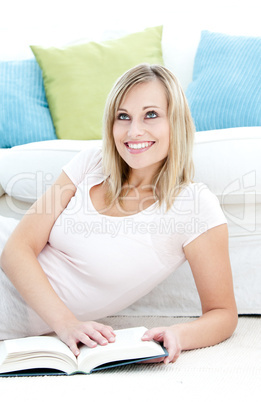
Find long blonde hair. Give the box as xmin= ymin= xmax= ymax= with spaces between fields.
xmin=102 ymin=63 xmax=195 ymax=211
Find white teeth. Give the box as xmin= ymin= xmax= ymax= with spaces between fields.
xmin=127 ymin=142 xmax=152 ymax=149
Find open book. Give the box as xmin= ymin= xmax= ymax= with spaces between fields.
xmin=0 ymin=326 xmax=168 ymax=376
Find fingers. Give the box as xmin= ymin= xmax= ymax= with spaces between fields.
xmin=163 ymin=337 xmax=181 ymax=364
xmin=138 ymin=357 xmax=165 ymax=364
xmin=142 ymin=327 xmax=165 ymax=342
xmin=80 ymin=322 xmax=116 ymax=347
xmin=61 ymin=321 xmax=116 ymax=356
xmin=68 ymin=339 xmax=81 ymax=356
xmin=94 ymin=322 xmax=116 ymax=343
xmin=142 ymin=326 xmax=182 ymax=365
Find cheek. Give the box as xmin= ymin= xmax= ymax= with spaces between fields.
xmin=159 ymin=123 xmax=170 ymax=156
xmin=112 ymin=122 xmax=123 ymax=143
xmin=112 ymin=123 xmax=125 ymax=156
xmin=158 ymin=122 xmax=170 ymax=142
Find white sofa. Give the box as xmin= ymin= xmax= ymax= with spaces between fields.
xmin=0 ymin=22 xmax=260 ymax=317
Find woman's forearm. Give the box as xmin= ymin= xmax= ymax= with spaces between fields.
xmin=142 ymin=308 xmax=238 ymax=364
xmin=1 ymin=245 xmax=76 ymax=332
xmin=1 ymin=244 xmax=116 ymax=355
xmin=174 ymin=308 xmax=238 ymax=351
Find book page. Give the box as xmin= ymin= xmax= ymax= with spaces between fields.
xmin=0 ymin=342 xmax=7 ymax=366
xmin=77 ymin=326 xmax=165 ymax=373
xmin=4 ymin=335 xmax=76 ymax=361
xmin=0 ymin=335 xmax=77 ymax=375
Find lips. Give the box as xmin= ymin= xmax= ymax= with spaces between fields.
xmin=124 ymin=141 xmax=155 ymax=153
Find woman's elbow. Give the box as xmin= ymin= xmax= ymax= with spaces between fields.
xmin=225 ymin=306 xmax=238 ymax=339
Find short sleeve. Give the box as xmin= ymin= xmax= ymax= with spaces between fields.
xmin=62 ymin=147 xmax=102 ymax=187
xmin=171 ymin=183 xmax=227 ymax=248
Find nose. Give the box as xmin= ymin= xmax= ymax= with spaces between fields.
xmin=127 ymin=118 xmax=146 ymax=138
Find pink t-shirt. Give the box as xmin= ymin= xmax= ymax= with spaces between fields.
xmin=0 ymin=147 xmax=227 ymax=338
xmin=38 ymin=147 xmax=227 ymax=325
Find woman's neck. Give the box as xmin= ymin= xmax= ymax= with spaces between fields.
xmin=126 ymin=164 xmax=160 ymax=189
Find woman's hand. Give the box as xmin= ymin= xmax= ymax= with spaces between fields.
xmin=142 ymin=326 xmax=182 ymax=364
xmin=55 ymin=319 xmax=116 ymax=356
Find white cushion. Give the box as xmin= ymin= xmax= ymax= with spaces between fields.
xmin=0 ymin=148 xmax=10 ymax=197
xmin=0 ymin=185 xmax=4 ymax=198
xmin=193 ymin=127 xmax=261 ymax=204
xmin=0 ymin=128 xmax=260 ymax=205
xmin=0 ymin=140 xmax=102 ymax=203
xmin=11 ymin=139 xmax=100 ymax=151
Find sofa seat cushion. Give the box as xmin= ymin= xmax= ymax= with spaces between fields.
xmin=0 ymin=127 xmax=260 ymax=206
xmin=0 ymin=148 xmax=13 ymax=196
xmin=193 ymin=126 xmax=261 ymax=204
xmin=0 ymin=140 xmax=101 ymax=203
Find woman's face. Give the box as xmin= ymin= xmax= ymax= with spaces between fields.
xmin=113 ymin=79 xmax=170 ymax=175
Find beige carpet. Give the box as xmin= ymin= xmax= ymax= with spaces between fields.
xmin=1 ymin=316 xmax=260 ymax=402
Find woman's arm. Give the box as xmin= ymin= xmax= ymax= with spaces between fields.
xmin=0 ymin=172 xmax=115 ymax=355
xmin=142 ymin=224 xmax=238 ymax=363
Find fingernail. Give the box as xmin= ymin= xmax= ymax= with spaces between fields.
xmin=90 ymin=341 xmax=97 ymax=347
xmin=164 ymin=358 xmax=170 ymax=365
xmin=109 ymin=336 xmax=115 ymax=342
xmin=142 ymin=335 xmax=149 ymax=340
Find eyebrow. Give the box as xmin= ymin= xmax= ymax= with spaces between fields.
xmin=118 ymin=106 xmax=161 ymax=112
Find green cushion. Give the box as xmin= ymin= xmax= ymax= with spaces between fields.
xmin=31 ymin=26 xmax=163 ymax=140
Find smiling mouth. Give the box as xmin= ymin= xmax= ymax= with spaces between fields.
xmin=124 ymin=141 xmax=155 ymax=150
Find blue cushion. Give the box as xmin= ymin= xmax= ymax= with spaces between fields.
xmin=186 ymin=31 xmax=261 ymax=131
xmin=0 ymin=59 xmax=57 ymax=148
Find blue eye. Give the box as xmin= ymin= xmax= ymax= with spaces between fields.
xmin=146 ymin=111 xmax=157 ymax=118
xmin=118 ymin=113 xmax=130 ymax=120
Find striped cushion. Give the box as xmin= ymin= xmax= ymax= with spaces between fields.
xmin=186 ymin=30 xmax=261 ymax=131
xmin=0 ymin=59 xmax=56 ymax=148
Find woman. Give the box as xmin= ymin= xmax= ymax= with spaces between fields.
xmin=0 ymin=64 xmax=238 ymax=364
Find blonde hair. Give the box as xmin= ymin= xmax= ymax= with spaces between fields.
xmin=102 ymin=63 xmax=195 ymax=211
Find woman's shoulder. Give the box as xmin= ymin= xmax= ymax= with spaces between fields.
xmin=168 ymin=182 xmax=223 ymax=217
xmin=75 ymin=146 xmax=103 ymax=166
xmin=62 ymin=146 xmax=103 ymax=187
xmin=161 ymin=182 xmax=227 ymax=247
xmin=178 ymin=182 xmax=218 ymax=202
